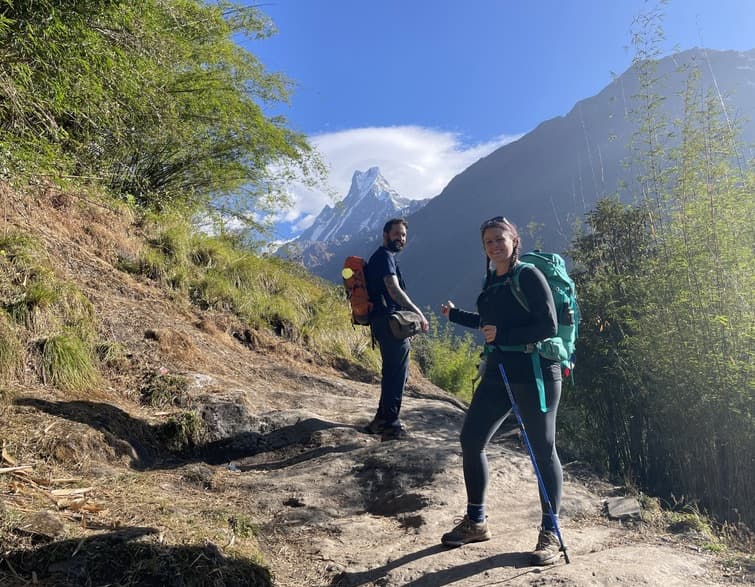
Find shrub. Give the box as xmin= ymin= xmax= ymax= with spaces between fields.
xmin=95 ymin=341 xmax=130 ymax=371
xmin=141 ymin=373 xmax=190 ymax=408
xmin=159 ymin=411 xmax=206 ymax=452
xmin=413 ymin=314 xmax=479 ymax=402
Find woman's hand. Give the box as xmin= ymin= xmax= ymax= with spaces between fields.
xmin=440 ymin=300 xmax=455 ymax=319
xmin=481 ymin=324 xmax=497 ymax=343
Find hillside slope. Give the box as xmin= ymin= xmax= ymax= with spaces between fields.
xmin=0 ymin=185 xmax=750 ymax=586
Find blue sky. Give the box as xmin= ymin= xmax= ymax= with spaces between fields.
xmin=238 ymin=1 xmax=755 ymax=239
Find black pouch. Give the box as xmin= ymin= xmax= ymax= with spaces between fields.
xmin=388 ymin=311 xmax=421 ymax=339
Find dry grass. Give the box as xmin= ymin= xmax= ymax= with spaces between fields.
xmin=1 ymin=395 xmax=273 ymax=586
xmin=144 ymin=327 xmax=200 ymax=364
xmin=0 ymin=184 xmax=363 ymax=585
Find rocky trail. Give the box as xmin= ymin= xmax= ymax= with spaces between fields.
xmin=183 ymin=366 xmax=741 ymax=587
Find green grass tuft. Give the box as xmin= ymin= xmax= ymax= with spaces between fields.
xmin=39 ymin=331 xmax=100 ymax=391
xmin=412 ymin=314 xmax=478 ymax=402
xmin=95 ymin=341 xmax=130 ymax=371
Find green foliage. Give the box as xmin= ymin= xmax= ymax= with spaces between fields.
xmin=141 ymin=373 xmax=190 ymax=408
xmin=0 ymin=230 xmax=96 ymax=336
xmin=50 ymin=283 xmax=98 ymax=342
xmin=228 ymin=514 xmax=261 ymax=539
xmin=562 ymin=199 xmax=655 ymax=476
xmin=0 ymin=229 xmax=102 ymax=389
xmin=413 ymin=313 xmax=479 ymax=402
xmin=95 ymin=341 xmax=130 ymax=371
xmin=0 ymin=232 xmax=52 ymax=294
xmin=38 ymin=331 xmax=99 ymax=391
xmin=159 ymin=410 xmax=206 ymax=452
xmin=0 ymin=232 xmax=54 ymax=326
xmin=0 ymin=0 xmax=323 ymax=226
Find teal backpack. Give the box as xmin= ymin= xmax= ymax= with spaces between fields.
xmin=485 ymin=250 xmax=580 ymax=412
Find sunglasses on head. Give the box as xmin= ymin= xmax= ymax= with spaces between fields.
xmin=480 ymin=216 xmax=509 ymax=230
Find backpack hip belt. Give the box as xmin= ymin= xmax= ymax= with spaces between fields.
xmin=484 ymin=342 xmax=548 ymax=413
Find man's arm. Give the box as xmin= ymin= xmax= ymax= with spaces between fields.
xmin=383 ymin=275 xmax=429 ymax=332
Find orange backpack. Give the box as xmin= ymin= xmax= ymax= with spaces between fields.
xmin=341 ymin=256 xmax=372 ymax=325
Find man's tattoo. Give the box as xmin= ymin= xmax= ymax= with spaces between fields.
xmin=385 ymin=277 xmax=414 ymax=310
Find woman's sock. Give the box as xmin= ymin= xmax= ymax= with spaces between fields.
xmin=541 ymin=513 xmax=558 ymax=533
xmin=467 ymin=503 xmax=486 ymax=524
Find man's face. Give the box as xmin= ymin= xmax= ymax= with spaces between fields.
xmin=384 ymin=223 xmax=407 ymax=252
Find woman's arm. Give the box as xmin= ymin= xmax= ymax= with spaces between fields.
xmin=449 ymin=307 xmax=481 ymax=329
xmin=441 ymin=299 xmax=481 ymax=329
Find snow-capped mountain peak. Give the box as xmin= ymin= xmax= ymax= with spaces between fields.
xmin=352 ymin=166 xmax=381 ymax=194
xmin=348 ymin=167 xmax=399 ymax=206
xmin=293 ymin=167 xmax=427 ymax=245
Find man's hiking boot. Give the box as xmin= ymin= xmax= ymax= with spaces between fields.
xmin=530 ymin=527 xmax=562 ymax=565
xmin=440 ymin=515 xmax=491 ymax=547
xmin=380 ymin=426 xmax=408 ymax=441
xmin=363 ymin=417 xmax=387 ymax=435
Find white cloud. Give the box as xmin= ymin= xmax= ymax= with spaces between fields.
xmin=278 ymin=126 xmax=520 ymax=234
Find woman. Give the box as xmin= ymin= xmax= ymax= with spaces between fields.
xmin=439 ymin=216 xmax=564 ymax=566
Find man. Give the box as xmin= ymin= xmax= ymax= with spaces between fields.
xmin=365 ymin=218 xmax=429 ymax=440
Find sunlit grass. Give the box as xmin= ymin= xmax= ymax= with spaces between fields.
xmin=129 ymin=212 xmax=386 ymax=374
xmin=39 ymin=331 xmax=100 ymax=390
xmin=95 ymin=341 xmax=130 ymax=371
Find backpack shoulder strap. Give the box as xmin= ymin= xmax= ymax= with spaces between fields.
xmin=510 ymin=262 xmax=532 ymax=312
xmin=483 ymin=263 xmax=531 ymax=311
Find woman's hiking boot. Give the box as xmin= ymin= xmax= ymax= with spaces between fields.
xmin=530 ymin=527 xmax=562 ymax=565
xmin=440 ymin=515 xmax=491 ymax=547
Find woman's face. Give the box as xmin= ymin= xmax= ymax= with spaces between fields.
xmin=483 ymin=226 xmax=515 ymax=266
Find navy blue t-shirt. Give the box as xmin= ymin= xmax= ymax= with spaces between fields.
xmin=366 ymin=246 xmax=405 ymax=318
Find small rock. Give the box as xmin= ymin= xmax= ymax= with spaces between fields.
xmin=182 ymin=464 xmax=215 ymax=488
xmin=18 ymin=510 xmax=65 ymax=539
xmin=605 ymin=496 xmax=642 ymax=520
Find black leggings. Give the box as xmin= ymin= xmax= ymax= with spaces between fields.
xmin=460 ymin=375 xmax=562 ymax=517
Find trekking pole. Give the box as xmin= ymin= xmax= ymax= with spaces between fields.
xmin=498 ymin=363 xmax=570 ymax=564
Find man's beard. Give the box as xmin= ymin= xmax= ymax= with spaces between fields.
xmin=387 ymin=240 xmax=404 ymax=252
